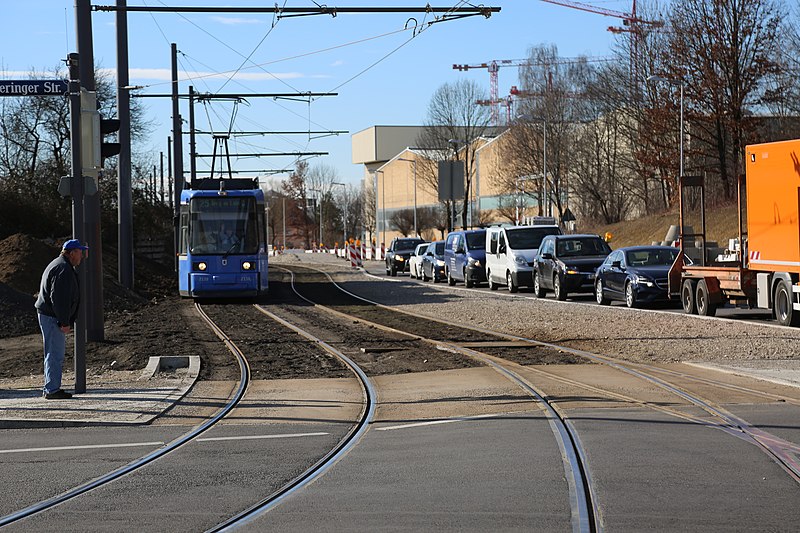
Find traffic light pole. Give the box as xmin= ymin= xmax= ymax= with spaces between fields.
xmin=67 ymin=54 xmax=88 ymax=395
xmin=171 ymin=43 xmax=185 ymax=272
xmin=116 ymin=0 xmax=134 ymax=290
xmin=76 ymin=0 xmax=105 ymax=343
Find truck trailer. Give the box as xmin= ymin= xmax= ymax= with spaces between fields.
xmin=669 ymin=138 xmax=800 ymax=326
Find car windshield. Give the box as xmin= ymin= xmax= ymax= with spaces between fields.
xmin=506 ymin=227 xmax=559 ymax=250
xmin=434 ymin=242 xmax=445 ymax=255
xmin=625 ymin=248 xmax=678 ymax=266
xmin=395 ymin=240 xmax=422 ymax=251
xmin=556 ymin=237 xmax=611 ymax=257
xmin=465 ymin=232 xmax=485 ymax=250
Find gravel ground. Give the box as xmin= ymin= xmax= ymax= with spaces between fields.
xmin=271 ymin=252 xmax=800 ymax=365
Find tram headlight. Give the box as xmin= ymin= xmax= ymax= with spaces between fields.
xmin=242 ymin=261 xmax=253 ymax=270
xmin=197 ymin=262 xmax=207 ymax=271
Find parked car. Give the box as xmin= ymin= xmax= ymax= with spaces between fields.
xmin=485 ymin=224 xmax=562 ymax=293
xmin=385 ymin=237 xmax=426 ymax=276
xmin=409 ymin=242 xmax=429 ymax=279
xmin=444 ymin=229 xmax=487 ymax=287
xmin=533 ymin=234 xmax=612 ymax=300
xmin=420 ymin=241 xmax=446 ymax=282
xmin=594 ymin=245 xmax=679 ymax=308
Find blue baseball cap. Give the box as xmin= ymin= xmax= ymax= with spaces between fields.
xmin=62 ymin=239 xmax=89 ymax=251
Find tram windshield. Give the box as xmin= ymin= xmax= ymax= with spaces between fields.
xmin=190 ymin=197 xmax=259 ymax=255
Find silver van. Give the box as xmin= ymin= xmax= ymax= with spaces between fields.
xmin=485 ymin=224 xmax=561 ymax=292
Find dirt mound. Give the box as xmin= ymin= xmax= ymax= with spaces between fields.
xmin=0 ymin=281 xmax=38 ymax=338
xmin=0 ymin=233 xmax=59 ymax=296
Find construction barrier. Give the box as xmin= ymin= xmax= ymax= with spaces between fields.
xmin=380 ymin=242 xmax=385 ymax=261
xmin=348 ymin=243 xmax=358 ymax=268
xmin=370 ymin=240 xmax=376 ymax=260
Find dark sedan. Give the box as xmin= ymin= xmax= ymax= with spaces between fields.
xmin=533 ymin=234 xmax=612 ymax=300
xmin=594 ymin=246 xmax=679 ymax=308
xmin=420 ymin=241 xmax=446 ymax=282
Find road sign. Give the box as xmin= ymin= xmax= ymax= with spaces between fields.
xmin=438 ymin=160 xmax=465 ymax=202
xmin=0 ymin=79 xmax=68 ymax=97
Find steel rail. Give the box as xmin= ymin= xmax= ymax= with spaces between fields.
xmin=348 ymin=265 xmax=800 ymax=484
xmin=0 ymin=303 xmax=249 ymax=528
xmin=279 ymin=265 xmax=597 ymax=533
xmin=206 ymin=292 xmax=375 ymax=532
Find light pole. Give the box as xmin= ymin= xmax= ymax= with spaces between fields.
xmin=647 ymin=74 xmax=685 ymax=179
xmin=309 ymin=188 xmax=323 ymax=246
xmin=398 ymin=156 xmax=418 ymax=236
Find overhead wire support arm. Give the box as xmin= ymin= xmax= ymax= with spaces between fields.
xmin=191 ymin=130 xmax=348 ymax=136
xmin=92 ymin=6 xmax=500 ymax=17
xmin=132 ymin=92 xmax=338 ymax=99
xmin=195 ymin=152 xmax=329 ymax=158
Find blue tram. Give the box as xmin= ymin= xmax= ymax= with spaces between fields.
xmin=178 ymin=178 xmax=269 ymax=298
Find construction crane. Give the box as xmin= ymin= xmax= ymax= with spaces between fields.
xmin=540 ymin=1 xmax=664 ymax=87
xmin=454 ymin=56 xmax=612 ymax=126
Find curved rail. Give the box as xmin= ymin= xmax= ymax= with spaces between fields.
xmin=278 ymin=265 xmax=598 ymax=533
xmin=338 ymin=265 xmax=800 ymax=484
xmin=0 ymin=303 xmax=250 ymax=528
xmin=206 ymin=293 xmax=376 ymax=532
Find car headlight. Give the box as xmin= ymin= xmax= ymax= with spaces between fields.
xmin=565 ymin=268 xmax=580 ymax=275
xmin=633 ymin=275 xmax=654 ymax=287
xmin=396 ymin=256 xmax=404 ymax=261
xmin=242 ymin=261 xmax=252 ymax=270
xmin=436 ymin=259 xmax=445 ymax=266
xmin=513 ymin=255 xmax=526 ymax=265
xmin=197 ymin=262 xmax=207 ymax=271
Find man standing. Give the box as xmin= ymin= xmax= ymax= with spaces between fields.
xmin=35 ymin=239 xmax=88 ymax=400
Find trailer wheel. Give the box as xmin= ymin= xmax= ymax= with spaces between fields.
xmin=773 ymin=280 xmax=800 ymax=327
xmin=695 ymin=280 xmax=717 ymax=317
xmin=681 ymin=279 xmax=697 ymax=314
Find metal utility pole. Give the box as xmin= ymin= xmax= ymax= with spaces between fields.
xmin=171 ymin=43 xmax=184 ymax=271
xmin=116 ymin=0 xmax=134 ymax=290
xmin=282 ymin=197 xmax=286 ymax=250
xmin=67 ymin=53 xmax=88 ymax=395
xmin=76 ymin=0 xmax=105 ymax=342
xmin=160 ymin=151 xmax=165 ymax=204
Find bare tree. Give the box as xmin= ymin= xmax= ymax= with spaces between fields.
xmin=666 ymin=0 xmax=782 ymax=201
xmin=417 ymin=79 xmax=492 ymax=230
xmin=389 ymin=209 xmax=415 ymax=237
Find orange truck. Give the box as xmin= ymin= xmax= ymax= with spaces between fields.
xmin=669 ymin=138 xmax=800 ymax=326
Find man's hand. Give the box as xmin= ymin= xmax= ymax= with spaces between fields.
xmin=60 ymin=325 xmax=71 ymax=334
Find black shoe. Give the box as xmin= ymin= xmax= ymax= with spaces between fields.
xmin=44 ymin=389 xmax=72 ymax=400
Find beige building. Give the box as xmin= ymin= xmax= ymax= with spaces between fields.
xmin=352 ymin=125 xmax=551 ymax=243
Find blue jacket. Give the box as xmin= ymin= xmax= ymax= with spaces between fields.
xmin=35 ymin=255 xmax=80 ymax=327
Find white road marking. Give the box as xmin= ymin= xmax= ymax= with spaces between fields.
xmin=196 ymin=432 xmax=329 ymax=442
xmin=0 ymin=442 xmax=164 ymax=454
xmin=377 ymin=413 xmax=505 ymax=431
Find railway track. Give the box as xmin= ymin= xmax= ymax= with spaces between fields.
xmin=0 ymin=301 xmax=375 ymax=531
xmin=284 ymin=264 xmax=800 ymax=491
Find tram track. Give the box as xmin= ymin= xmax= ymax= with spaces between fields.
xmin=0 ymin=303 xmax=249 ymax=528
xmin=284 ymin=264 xmax=800 ymax=492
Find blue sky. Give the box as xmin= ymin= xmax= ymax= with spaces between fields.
xmin=1 ymin=1 xmax=632 ymax=186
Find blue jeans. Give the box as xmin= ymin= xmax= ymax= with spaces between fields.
xmin=38 ymin=314 xmax=66 ymax=394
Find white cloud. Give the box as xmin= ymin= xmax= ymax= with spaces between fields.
xmin=330 ymin=60 xmax=345 ymax=67
xmin=210 ymin=16 xmax=262 ymax=25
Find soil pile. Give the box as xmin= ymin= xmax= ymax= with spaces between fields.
xmin=0 ymin=233 xmax=59 ymax=296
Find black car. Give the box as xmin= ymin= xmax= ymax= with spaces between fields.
xmin=533 ymin=234 xmax=612 ymax=300
xmin=594 ymin=246 xmax=679 ymax=308
xmin=385 ymin=237 xmax=426 ymax=276
xmin=420 ymin=241 xmax=446 ymax=282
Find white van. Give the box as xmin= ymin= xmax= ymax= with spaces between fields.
xmin=485 ymin=224 xmax=562 ymax=292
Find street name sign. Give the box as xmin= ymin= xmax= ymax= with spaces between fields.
xmin=0 ymin=80 xmax=68 ymax=97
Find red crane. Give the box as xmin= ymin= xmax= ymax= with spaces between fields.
xmin=540 ymin=1 xmax=664 ymax=86
xmin=454 ymin=56 xmax=612 ymax=126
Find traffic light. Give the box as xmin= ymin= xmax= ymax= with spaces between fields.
xmin=100 ymin=117 xmax=121 ymax=160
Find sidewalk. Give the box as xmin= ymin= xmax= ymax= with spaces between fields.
xmin=0 ymin=356 xmax=199 ymax=429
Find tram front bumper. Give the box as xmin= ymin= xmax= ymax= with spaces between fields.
xmin=190 ymin=272 xmax=259 ymax=297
